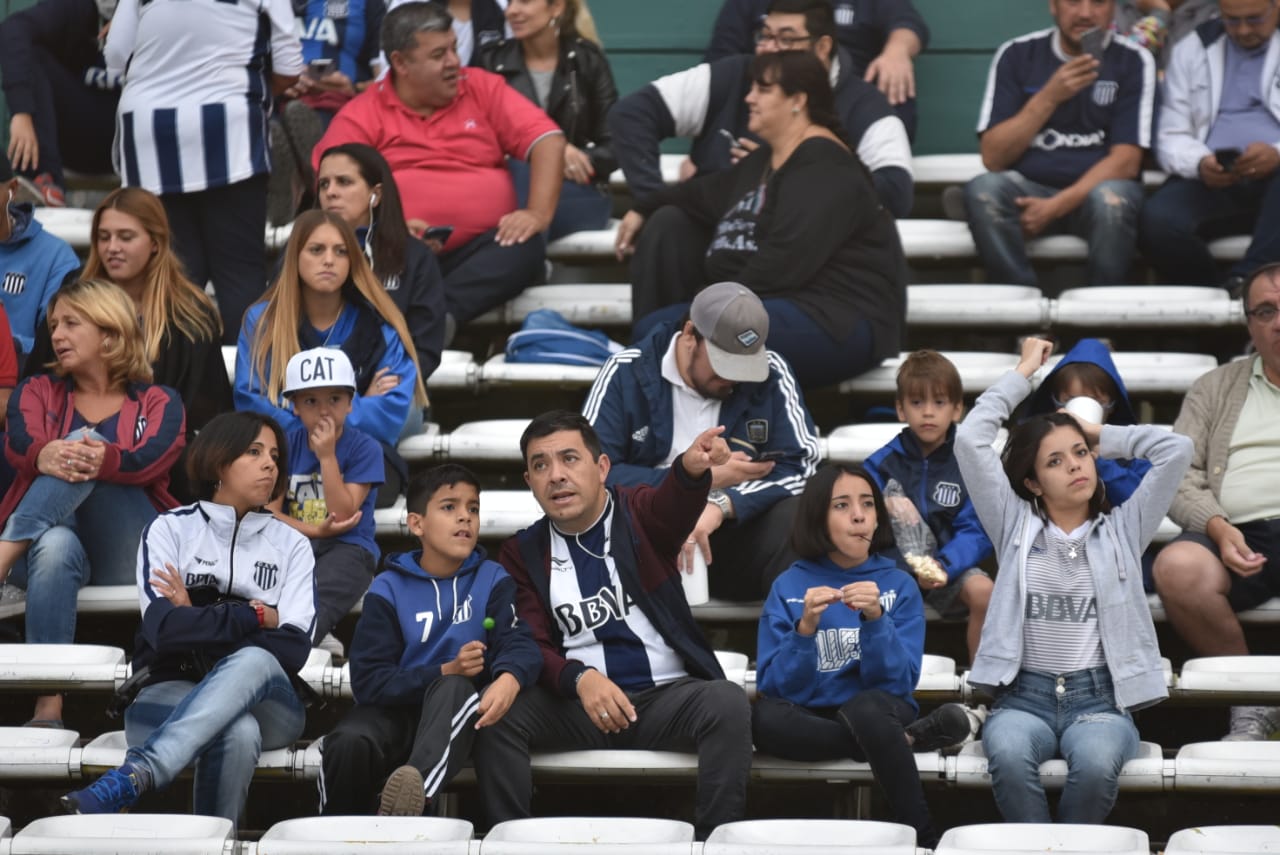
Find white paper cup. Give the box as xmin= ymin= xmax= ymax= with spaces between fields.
xmin=682 ymin=548 xmax=710 ymax=606
xmin=1064 ymin=396 xmax=1104 ymax=425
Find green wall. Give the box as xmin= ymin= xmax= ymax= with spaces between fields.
xmin=593 ymin=0 xmax=1061 ymax=155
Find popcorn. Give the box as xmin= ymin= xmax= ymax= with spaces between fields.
xmin=905 ymin=553 xmax=947 ymax=586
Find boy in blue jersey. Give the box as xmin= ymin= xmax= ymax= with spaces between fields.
xmin=318 ymin=463 xmax=540 ymax=816
xmin=865 ymin=350 xmax=993 ymax=663
xmin=269 ymin=347 xmax=383 ymax=647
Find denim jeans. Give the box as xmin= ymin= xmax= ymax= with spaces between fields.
xmin=123 ymin=646 xmax=306 ymax=824
xmin=963 ymin=171 xmax=1145 ymax=286
xmin=982 ymin=667 xmax=1139 ymax=823
xmin=1139 ymin=174 xmax=1280 ymax=284
xmin=510 ymin=157 xmax=613 ymax=241
xmin=5 ymin=473 xmax=159 ymax=644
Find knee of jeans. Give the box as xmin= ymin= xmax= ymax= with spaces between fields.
xmin=220 ymin=646 xmax=283 ymax=681
xmin=964 ymin=173 xmax=1020 ymax=220
xmin=25 ymin=526 xmax=88 ymax=584
xmin=216 ymin=712 xmax=264 ymax=759
xmin=1086 ymin=181 xmax=1141 ymax=220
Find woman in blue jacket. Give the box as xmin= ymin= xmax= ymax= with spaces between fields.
xmin=754 ymin=463 xmax=967 ymax=849
xmin=236 ymin=209 xmax=427 ymax=451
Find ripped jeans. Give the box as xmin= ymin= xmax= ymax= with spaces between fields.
xmin=963 ymin=171 xmax=1144 ymax=286
xmin=982 ymin=667 xmax=1139 ymax=823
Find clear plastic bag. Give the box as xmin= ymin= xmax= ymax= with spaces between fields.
xmin=883 ymin=479 xmax=948 ymax=586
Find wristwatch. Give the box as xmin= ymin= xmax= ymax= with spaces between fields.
xmin=707 ymin=489 xmax=734 ymax=519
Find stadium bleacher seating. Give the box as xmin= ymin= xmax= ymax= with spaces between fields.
xmin=1164 ymin=825 xmax=1280 ymax=853
xmin=256 ymin=817 xmax=476 ymax=855
xmin=703 ymin=819 xmax=916 ymax=854
xmin=934 ymin=823 xmax=1150 ymax=855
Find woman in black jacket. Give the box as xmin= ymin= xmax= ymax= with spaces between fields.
xmin=476 ymin=0 xmax=617 ymax=240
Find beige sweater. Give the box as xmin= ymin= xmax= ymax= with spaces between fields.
xmin=1169 ymin=357 xmax=1253 ymax=533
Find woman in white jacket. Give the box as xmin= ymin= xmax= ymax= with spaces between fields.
xmin=954 ymin=337 xmax=1192 ymax=823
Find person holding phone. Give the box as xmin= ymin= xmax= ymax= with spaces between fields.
xmin=1139 ymin=0 xmax=1280 ymax=290
xmin=581 ymin=282 xmax=821 ymax=601
xmin=962 ymin=0 xmax=1156 ymax=288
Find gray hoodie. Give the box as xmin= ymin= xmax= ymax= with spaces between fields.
xmin=955 ymin=370 xmax=1192 ymax=712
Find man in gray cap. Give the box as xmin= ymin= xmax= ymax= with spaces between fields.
xmin=583 ymin=282 xmax=821 ymax=600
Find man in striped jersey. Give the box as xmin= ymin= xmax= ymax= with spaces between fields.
xmin=477 ymin=411 xmax=752 ymax=840
xmin=582 ymin=282 xmax=820 ymax=601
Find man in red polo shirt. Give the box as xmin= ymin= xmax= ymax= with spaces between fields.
xmin=314 ymin=2 xmax=565 ymax=334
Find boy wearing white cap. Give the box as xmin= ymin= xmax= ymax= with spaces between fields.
xmin=270 ymin=347 xmax=384 ymax=647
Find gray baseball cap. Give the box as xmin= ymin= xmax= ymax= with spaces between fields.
xmin=690 ymin=282 xmax=769 ymax=383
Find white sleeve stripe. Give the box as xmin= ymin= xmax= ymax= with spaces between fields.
xmin=524 ymin=129 xmax=567 ymax=161
xmin=581 ymin=350 xmax=639 ymax=422
xmin=767 ymin=351 xmax=821 ymax=479
xmin=651 ymin=63 xmax=713 ymax=139
xmin=856 ymin=115 xmax=914 ymax=174
xmin=976 ymin=29 xmax=1055 ymax=133
xmin=1123 ymin=40 xmax=1158 ymax=150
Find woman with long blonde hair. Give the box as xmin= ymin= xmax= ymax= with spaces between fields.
xmin=235 ymin=210 xmax=426 ymax=453
xmin=1 ymin=278 xmax=186 ymax=728
xmin=24 ymin=187 xmax=232 ymax=446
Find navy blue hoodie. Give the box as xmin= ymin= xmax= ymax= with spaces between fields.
xmin=1026 ymin=338 xmax=1151 ymax=506
xmin=349 ymin=547 xmax=541 ymax=706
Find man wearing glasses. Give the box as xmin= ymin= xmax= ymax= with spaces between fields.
xmin=608 ymin=0 xmax=914 ymax=218
xmin=1152 ymin=262 xmax=1280 ymax=742
xmin=1140 ymin=0 xmax=1280 ymax=289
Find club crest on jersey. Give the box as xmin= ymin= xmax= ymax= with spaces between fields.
xmin=454 ymin=595 xmax=474 ymax=623
xmin=254 ymin=561 xmax=279 ymax=589
xmin=134 ymin=416 xmax=148 ymax=443
xmin=1092 ymin=80 xmax=1118 ymax=107
xmin=746 ymin=419 xmax=768 ymax=444
xmin=933 ymin=482 xmax=962 ymax=508
xmin=3 ymin=272 xmax=26 ymax=295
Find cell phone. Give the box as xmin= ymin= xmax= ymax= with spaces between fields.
xmin=718 ymin=128 xmax=739 ymax=147
xmin=1215 ymin=147 xmax=1242 ymax=171
xmin=423 ymin=225 xmax=454 ymax=244
xmin=757 ymin=450 xmax=786 ymax=462
xmin=1080 ymin=28 xmax=1106 ymax=62
xmin=307 ymin=58 xmax=335 ymax=78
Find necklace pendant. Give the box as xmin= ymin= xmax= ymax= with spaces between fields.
xmin=1068 ymin=547 xmax=1078 ymax=560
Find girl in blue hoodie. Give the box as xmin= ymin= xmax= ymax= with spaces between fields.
xmin=754 ymin=464 xmax=967 ymax=849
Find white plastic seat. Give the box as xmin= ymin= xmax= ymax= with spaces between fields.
xmin=949 ymin=741 xmax=1168 ymax=791
xmin=429 ymin=350 xmax=480 ymax=391
xmin=0 ymin=644 xmax=126 ymax=691
xmin=476 ymin=490 xmax=544 ymax=539
xmin=1053 ymin=286 xmax=1240 ymax=328
xmin=437 ymin=420 xmax=531 ymax=463
xmin=824 ymin=424 xmax=905 ymax=464
xmin=895 ymin=220 xmax=976 ymax=261
xmin=1175 ymin=656 xmax=1280 ymax=699
xmin=752 ymin=751 xmax=944 ymax=783
xmin=530 ymin=751 xmax=698 ymax=779
xmin=547 ymin=222 xmax=622 ymax=262
xmin=917 ymin=654 xmax=961 ymax=695
xmin=715 ymin=651 xmax=749 ymax=689
xmin=298 ymin=648 xmax=333 ymax=698
xmin=78 ymin=731 xmax=302 ymax=780
xmin=1207 ymin=234 xmax=1249 ymax=261
xmin=608 ymin=154 xmax=684 ymax=190
xmin=222 ymin=345 xmax=236 ymax=385
xmin=935 ymin=822 xmax=1149 ymax=854
xmin=704 ymin=819 xmax=915 ymax=854
xmin=10 ymin=815 xmax=232 ymax=855
xmin=482 ymin=817 xmax=696 ymax=854
xmin=0 ymin=817 xmax=11 ymax=855
xmin=1037 ymin=352 xmax=1218 ymax=395
xmin=910 ymin=155 xmax=1164 ymax=190
xmin=1174 ymin=741 xmax=1280 ymax=790
xmin=475 ymin=284 xmax=632 ymax=326
xmin=31 ymin=208 xmax=93 ymax=249
xmin=690 ymin=599 xmax=763 ymax=622
xmin=397 ymin=422 xmax=442 ymax=463
xmin=257 ymin=817 xmax=474 ymax=854
xmin=75 ymin=586 xmax=139 ymax=615
xmin=0 ymin=727 xmax=79 ymax=780
xmin=1165 ymin=824 xmax=1280 ymax=852
xmin=840 ymin=352 xmax=1015 ymax=396
xmin=907 ymin=284 xmax=1049 ymax=327
xmin=374 ymin=495 xmax=410 ymax=537
xmin=478 ymin=354 xmax=602 ymax=389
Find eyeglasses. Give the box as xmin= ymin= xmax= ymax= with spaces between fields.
xmin=754 ymin=30 xmax=814 ymax=49
xmin=1223 ymin=3 xmax=1277 ymax=27
xmin=1245 ymin=304 xmax=1280 ymax=323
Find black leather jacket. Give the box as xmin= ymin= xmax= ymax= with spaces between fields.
xmin=476 ymin=36 xmax=618 ymax=180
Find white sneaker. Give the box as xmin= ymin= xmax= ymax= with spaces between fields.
xmin=317 ymin=632 xmax=345 ymax=658
xmin=1223 ymin=705 xmax=1280 ymax=741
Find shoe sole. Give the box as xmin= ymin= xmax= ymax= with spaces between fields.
xmin=378 ymin=765 xmax=425 ymax=817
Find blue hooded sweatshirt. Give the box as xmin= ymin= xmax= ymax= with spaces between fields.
xmin=757 ymin=553 xmax=923 ymax=711
xmin=0 ymin=204 xmax=80 ymax=353
xmin=1026 ymin=338 xmax=1151 ymax=505
xmin=348 ymin=547 xmax=541 ymax=706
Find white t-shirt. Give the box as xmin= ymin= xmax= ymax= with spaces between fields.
xmin=106 ymin=0 xmax=304 ymax=193
xmin=659 ymin=333 xmax=722 ymax=466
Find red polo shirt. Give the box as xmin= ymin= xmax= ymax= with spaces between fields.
xmin=314 ymin=68 xmax=561 ymax=251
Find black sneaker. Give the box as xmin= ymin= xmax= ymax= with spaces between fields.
xmin=906 ymin=703 xmax=972 ymax=752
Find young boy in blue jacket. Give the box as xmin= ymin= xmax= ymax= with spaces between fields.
xmin=268 ymin=347 xmax=383 ymax=648
xmin=865 ymin=350 xmax=993 ymax=663
xmin=318 ymin=463 xmax=540 ymax=816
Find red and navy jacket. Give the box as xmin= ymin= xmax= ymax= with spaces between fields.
xmin=1 ymin=374 xmax=186 ymax=521
xmin=498 ymin=459 xmax=725 ymax=699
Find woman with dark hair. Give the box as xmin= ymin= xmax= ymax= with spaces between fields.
xmin=315 ymin=143 xmax=447 ymax=382
xmin=61 ymin=410 xmax=314 ymax=825
xmin=616 ymin=49 xmax=906 ymax=389
xmin=25 ymin=187 xmax=233 ymax=499
xmin=0 ymin=279 xmax=186 ymax=728
xmin=475 ymin=0 xmax=618 ymax=240
xmin=753 ymin=463 xmax=968 ymax=849
xmin=954 ymin=337 xmax=1192 ymax=824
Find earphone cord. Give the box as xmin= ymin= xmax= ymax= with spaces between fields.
xmin=364 ymin=198 xmax=378 ymax=270
xmin=572 ymin=493 xmax=612 ymax=561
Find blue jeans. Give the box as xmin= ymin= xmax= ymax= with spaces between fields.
xmin=510 ymin=158 xmax=612 ymax=241
xmin=4 ymin=474 xmax=158 ymax=644
xmin=123 ymin=646 xmax=306 ymax=824
xmin=964 ymin=171 xmax=1145 ymax=286
xmin=982 ymin=667 xmax=1138 ymax=824
xmin=1139 ymin=174 xmax=1280 ymax=284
